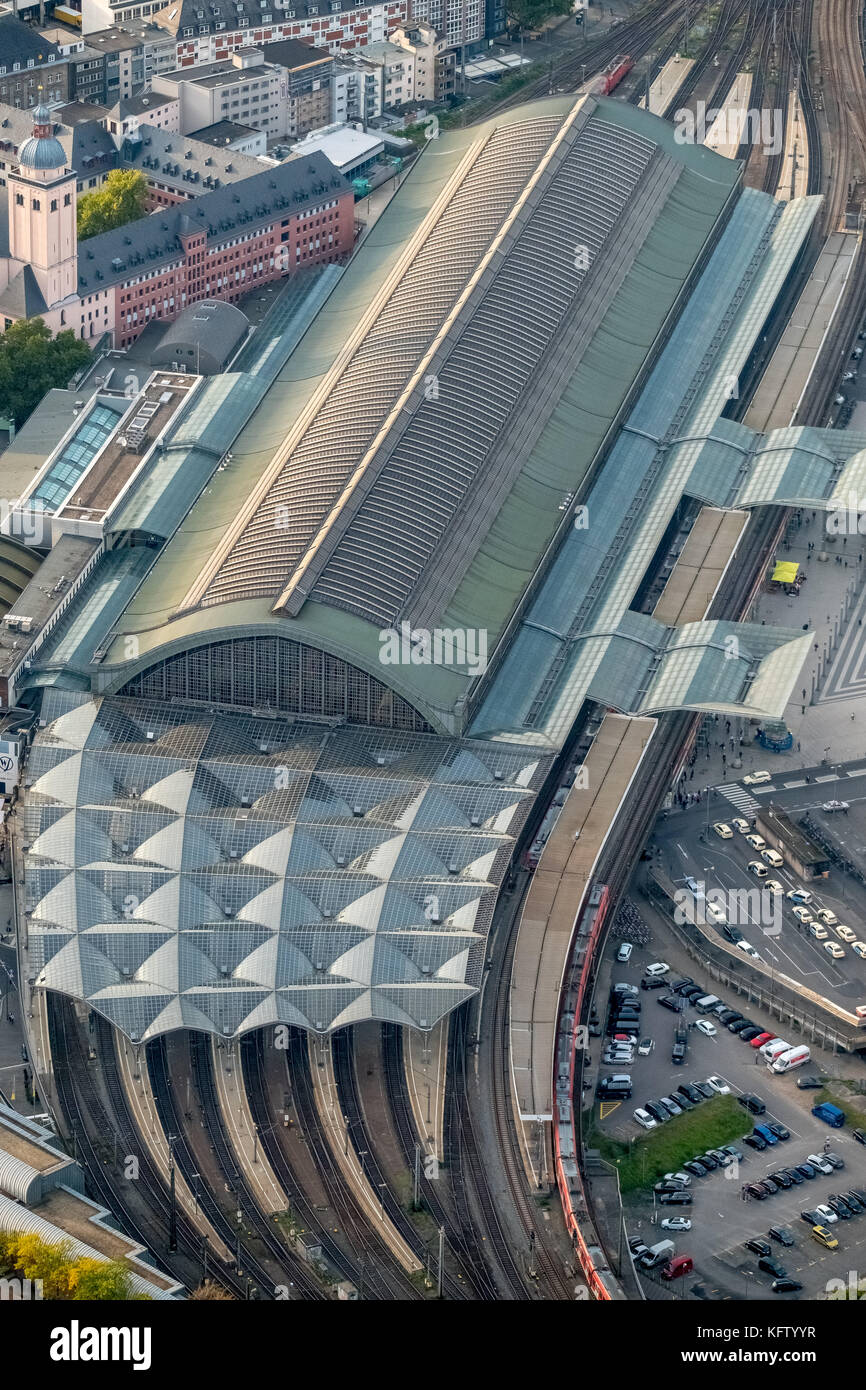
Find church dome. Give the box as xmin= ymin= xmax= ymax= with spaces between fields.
xmin=18 ymin=104 xmax=66 ymax=171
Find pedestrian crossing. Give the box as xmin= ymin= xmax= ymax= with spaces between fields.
xmin=714 ymin=783 xmax=761 ymax=814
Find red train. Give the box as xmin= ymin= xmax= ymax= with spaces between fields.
xmin=598 ymin=54 xmax=633 ymax=95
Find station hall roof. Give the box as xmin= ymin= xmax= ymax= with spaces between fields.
xmin=101 ymin=93 xmax=745 ymax=732
xmin=22 ymin=691 xmax=549 ymax=1042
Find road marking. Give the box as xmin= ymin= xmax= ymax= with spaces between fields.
xmin=599 ymin=1100 xmax=622 ymax=1119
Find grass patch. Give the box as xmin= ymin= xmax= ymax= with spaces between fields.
xmin=816 ymin=1085 xmax=866 ymax=1133
xmin=589 ymin=1094 xmax=746 ymax=1192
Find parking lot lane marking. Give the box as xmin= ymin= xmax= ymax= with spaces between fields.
xmin=676 ymin=842 xmax=688 ymax=859
xmin=599 ymin=1100 xmax=621 ymax=1119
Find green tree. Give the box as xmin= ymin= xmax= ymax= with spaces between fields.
xmin=77 ymin=168 xmax=148 ymax=241
xmin=507 ymin=0 xmax=571 ymax=30
xmin=0 ymin=1232 xmax=149 ymax=1300
xmin=0 ymin=318 xmax=91 ymax=427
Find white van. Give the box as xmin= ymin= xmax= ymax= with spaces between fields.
xmin=645 ymin=962 xmax=670 ymax=978
xmin=761 ymin=849 xmax=783 ymax=868
xmin=695 ymin=994 xmax=721 ymax=1012
xmin=638 ymin=1238 xmax=675 ymax=1270
xmin=771 ymin=1044 xmax=811 ymax=1073
xmin=759 ymin=1038 xmax=791 ymax=1062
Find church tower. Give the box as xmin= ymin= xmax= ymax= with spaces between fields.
xmin=8 ymin=104 xmax=77 ymax=309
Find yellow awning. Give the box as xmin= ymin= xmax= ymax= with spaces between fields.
xmin=771 ymin=561 xmax=799 ymax=583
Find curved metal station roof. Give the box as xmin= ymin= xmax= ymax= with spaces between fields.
xmin=22 ymin=691 xmax=547 ymax=1041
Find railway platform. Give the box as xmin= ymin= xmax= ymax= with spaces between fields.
xmin=306 ymin=1033 xmax=422 ymax=1275
xmin=212 ymin=1036 xmax=286 ymax=1216
xmin=638 ymin=54 xmax=694 ymax=115
xmin=744 ymin=231 xmax=859 ymax=433
xmin=115 ymin=1031 xmax=232 ymax=1262
xmin=510 ymin=714 xmax=655 ymax=1187
xmin=403 ymin=1019 xmax=446 ymax=1170
xmin=652 ymin=506 xmax=750 ymax=625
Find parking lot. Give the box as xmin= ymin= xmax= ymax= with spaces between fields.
xmin=654 ymin=771 xmax=866 ymax=1012
xmin=590 ymin=921 xmax=866 ymax=1299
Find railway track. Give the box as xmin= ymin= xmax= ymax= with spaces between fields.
xmin=186 ymin=1032 xmax=324 ymax=1298
xmin=46 ymin=997 xmax=214 ymax=1295
xmin=380 ymin=1022 xmax=500 ymax=1299
xmin=282 ymin=1028 xmax=423 ymax=1299
xmin=147 ymin=1033 xmax=291 ymax=1300
xmin=331 ymin=1027 xmax=473 ymax=1299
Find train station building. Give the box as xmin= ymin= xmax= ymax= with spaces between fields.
xmin=12 ymin=92 xmax=850 ymax=1042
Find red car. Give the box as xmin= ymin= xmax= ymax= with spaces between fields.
xmin=750 ymin=1031 xmax=775 ymax=1049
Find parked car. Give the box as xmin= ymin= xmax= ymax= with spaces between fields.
xmin=738 ymin=1093 xmax=766 ymax=1115
xmin=836 ymin=925 xmax=857 ymax=944
xmin=767 ymin=1122 xmax=790 ymax=1141
xmin=691 ymin=1080 xmax=714 ymax=1099
xmin=695 ymin=1019 xmax=716 ymax=1037
xmin=678 ymin=1083 xmax=703 ymax=1104
xmin=827 ymin=1195 xmax=854 ymax=1219
xmin=814 ymin=1204 xmax=838 ymax=1225
xmin=660 ymin=1217 xmax=691 ymax=1232
xmin=659 ymin=1191 xmax=692 ymax=1206
xmin=657 ymin=994 xmax=683 ymax=1012
xmin=641 ymin=976 xmax=668 ymax=991
xmin=728 ymin=1018 xmax=753 ymax=1034
xmin=824 ymin=941 xmax=846 ymax=960
xmin=780 ymin=1167 xmax=803 ymax=1185
xmin=750 ymin=1032 xmax=775 ymax=1049
xmin=744 ymin=1183 xmax=769 ymax=1200
xmin=659 ymin=1095 xmax=683 ymax=1118
xmin=745 ymin=1238 xmax=771 ymax=1256
xmin=745 ymin=833 xmax=767 ymax=851
xmin=721 ymin=1145 xmax=744 ymax=1162
xmin=764 ymin=880 xmax=784 ymax=896
xmin=637 ymin=1037 xmax=654 ymax=1055
xmin=744 ymin=1134 xmax=768 ymax=1151
xmin=645 ymin=962 xmax=670 ymax=978
xmin=717 ymin=1009 xmax=741 ymax=1025
xmin=743 ymin=771 xmax=771 ymax=786
xmin=772 ymin=1278 xmax=803 ymax=1293
xmin=794 ymin=1163 xmax=818 ymax=1180
xmin=767 ymin=1171 xmax=793 ymax=1190
xmin=731 ymin=818 xmax=750 ymax=833
xmin=768 ymin=1226 xmax=795 ymax=1246
xmin=792 ymin=905 xmax=813 ymax=924
xmin=645 ymin=1102 xmax=669 ymax=1124
xmin=713 ymin=822 xmax=733 ymax=839
xmin=759 ymin=1256 xmax=787 ymax=1277
xmin=824 ymin=1152 xmax=845 ymax=1171
xmin=747 ymin=860 xmax=768 ymax=878
xmin=853 ymin=1128 xmax=866 ymax=1146
xmin=815 ymin=908 xmax=838 ymax=926
xmin=739 ymin=1027 xmax=764 ymax=1042
xmin=634 ymin=1108 xmax=658 ymax=1130
xmin=843 ymin=1191 xmax=865 ymax=1213
xmin=811 ymin=1225 xmax=838 ymax=1250
xmin=616 ymin=942 xmax=634 ymax=963
xmin=796 ymin=1075 xmax=824 ymax=1090
xmin=683 ymin=1160 xmax=709 ymax=1177
xmin=786 ymin=889 xmax=813 ymax=905
xmin=706 ymin=1075 xmax=730 ymax=1095
xmin=806 ymin=1153 xmax=834 ymax=1175
xmin=852 ymin=941 xmax=866 ymax=959
xmin=669 ymin=978 xmax=694 ymax=994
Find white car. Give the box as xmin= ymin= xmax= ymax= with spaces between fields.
xmin=732 ymin=818 xmax=750 ymax=834
xmin=747 ymin=860 xmax=768 ymax=878
xmin=815 ymin=1203 xmax=839 ymax=1225
xmin=663 ymin=1171 xmax=692 ymax=1187
xmin=835 ymin=925 xmax=857 ymax=944
xmin=787 ymin=888 xmax=813 ymax=905
xmin=604 ymin=1050 xmax=634 ymax=1064
xmin=815 ymin=909 xmax=838 ymax=926
xmin=852 ymin=941 xmax=866 ymax=959
xmin=695 ymin=1019 xmax=717 ymax=1037
xmin=764 ymin=879 xmax=784 ymax=895
xmin=822 ymin=800 xmax=849 ymax=812
xmin=713 ymin=822 xmax=733 ymax=839
xmin=824 ymin=941 xmax=846 ymax=960
xmin=644 ymin=962 xmax=670 ymax=978
xmin=633 ymin=1107 xmax=658 ymax=1130
xmin=745 ymin=833 xmax=767 ymax=851
xmin=808 ymin=922 xmax=828 ymax=940
xmin=660 ymin=1217 xmax=691 ymax=1232
xmin=761 ymin=849 xmax=783 ymax=868
xmin=807 ymin=1154 xmax=834 ymax=1175
xmin=743 ymin=770 xmax=771 ymax=786
xmin=736 ymin=941 xmax=761 ymax=960
xmin=706 ymin=1075 xmax=730 ymax=1095
xmin=792 ymin=905 xmax=813 ymax=924
xmin=637 ymin=1037 xmax=654 ymax=1056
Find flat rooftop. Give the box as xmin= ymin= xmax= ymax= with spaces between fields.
xmin=0 ymin=535 xmax=100 ymax=681
xmin=652 ymin=506 xmax=749 ymax=626
xmin=57 ymin=373 xmax=195 ymax=523
xmin=37 ymin=1188 xmax=177 ymax=1292
xmin=0 ymin=1122 xmax=68 ymax=1175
